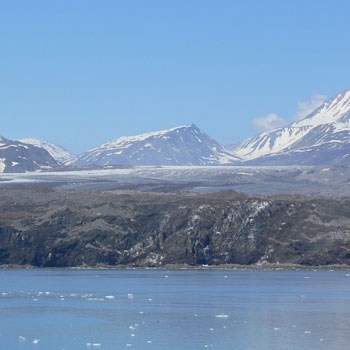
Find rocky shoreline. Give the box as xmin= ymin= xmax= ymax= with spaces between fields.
xmin=0 ymin=186 xmax=349 ymax=268
xmin=1 ymin=263 xmax=350 ymax=270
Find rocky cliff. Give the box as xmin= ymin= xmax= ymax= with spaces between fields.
xmin=0 ymin=187 xmax=349 ymax=267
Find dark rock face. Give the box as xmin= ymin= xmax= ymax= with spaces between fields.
xmin=0 ymin=187 xmax=349 ymax=267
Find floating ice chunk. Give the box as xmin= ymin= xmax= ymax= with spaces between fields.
xmin=147 ymin=340 xmax=152 ymax=344
xmin=86 ymin=343 xmax=91 ymax=347
xmin=148 ymin=298 xmax=152 ymax=301
xmin=18 ymin=336 xmax=26 ymax=342
xmin=215 ymin=314 xmax=229 ymax=319
xmin=209 ymin=328 xmax=214 ymax=331
xmin=126 ymin=344 xmax=132 ymax=347
xmin=304 ymin=330 xmax=311 ymax=334
xmin=129 ymin=326 xmax=136 ymax=330
xmin=105 ymin=295 xmax=115 ymax=300
xmin=32 ymin=339 xmax=40 ymax=344
xmin=274 ymin=327 xmax=280 ymax=331
xmin=92 ymin=344 xmax=101 ymax=347
xmin=127 ymin=294 xmax=134 ymax=299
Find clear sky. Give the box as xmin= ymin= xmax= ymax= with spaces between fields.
xmin=1 ymin=0 xmax=350 ymax=153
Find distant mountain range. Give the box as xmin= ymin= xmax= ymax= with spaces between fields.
xmin=0 ymin=88 xmax=349 ymax=172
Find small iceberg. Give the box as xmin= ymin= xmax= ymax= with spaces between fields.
xmin=18 ymin=336 xmax=26 ymax=342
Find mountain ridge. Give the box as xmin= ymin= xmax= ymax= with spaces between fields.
xmin=2 ymin=87 xmax=350 ymax=171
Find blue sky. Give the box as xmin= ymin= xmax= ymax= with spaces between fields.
xmin=1 ymin=0 xmax=350 ymax=153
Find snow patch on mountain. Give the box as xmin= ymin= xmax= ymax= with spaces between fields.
xmin=296 ymin=89 xmax=350 ymax=128
xmin=105 ymin=125 xmax=187 ymax=146
xmin=19 ymin=138 xmax=75 ymax=164
xmin=0 ymin=158 xmax=5 ymax=173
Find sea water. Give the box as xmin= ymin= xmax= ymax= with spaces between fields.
xmin=0 ymin=268 xmax=349 ymax=350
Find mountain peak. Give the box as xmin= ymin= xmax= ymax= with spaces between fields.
xmin=233 ymin=87 xmax=350 ymax=165
xmin=19 ymin=138 xmax=75 ymax=164
xmin=0 ymin=135 xmax=8 ymax=143
xmin=295 ymin=88 xmax=350 ymax=128
xmin=75 ymin=124 xmax=240 ymax=166
xmin=110 ymin=124 xmax=198 ymax=145
xmin=0 ymin=136 xmax=59 ymax=173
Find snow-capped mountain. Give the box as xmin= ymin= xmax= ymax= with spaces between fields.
xmin=19 ymin=138 xmax=75 ymax=164
xmin=0 ymin=136 xmax=59 ymax=173
xmin=233 ymin=89 xmax=350 ymax=165
xmin=74 ymin=124 xmax=240 ymax=166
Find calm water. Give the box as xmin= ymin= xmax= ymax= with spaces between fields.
xmin=0 ymin=268 xmax=350 ymax=350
